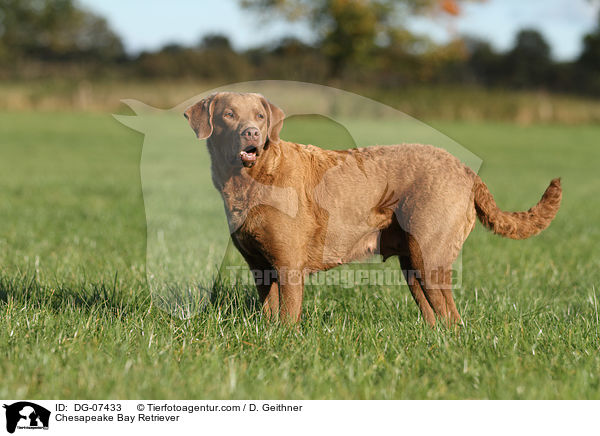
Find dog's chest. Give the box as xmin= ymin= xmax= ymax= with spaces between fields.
xmin=219 ymin=173 xmax=299 ymax=234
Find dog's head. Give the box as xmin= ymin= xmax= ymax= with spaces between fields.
xmin=184 ymin=92 xmax=285 ymax=168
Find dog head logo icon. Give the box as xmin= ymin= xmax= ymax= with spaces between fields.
xmin=3 ymin=402 xmax=50 ymax=433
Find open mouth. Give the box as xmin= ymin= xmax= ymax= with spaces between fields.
xmin=240 ymin=146 xmax=258 ymax=167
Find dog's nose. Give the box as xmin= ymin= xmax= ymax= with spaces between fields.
xmin=241 ymin=127 xmax=260 ymax=141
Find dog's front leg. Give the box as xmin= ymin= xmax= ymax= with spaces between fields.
xmin=257 ymin=280 xmax=280 ymax=320
xmin=277 ymin=266 xmax=304 ymax=323
xmin=248 ymin=261 xmax=280 ymax=319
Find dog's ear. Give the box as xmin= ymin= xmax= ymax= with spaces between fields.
xmin=184 ymin=95 xmax=216 ymax=139
xmin=260 ymin=97 xmax=285 ymax=144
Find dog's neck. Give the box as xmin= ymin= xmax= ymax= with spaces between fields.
xmin=206 ymin=139 xmax=298 ymax=234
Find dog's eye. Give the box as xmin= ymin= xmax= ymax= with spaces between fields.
xmin=257 ymin=113 xmax=265 ymax=120
xmin=224 ymin=111 xmax=234 ymax=118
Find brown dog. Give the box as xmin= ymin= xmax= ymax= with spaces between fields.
xmin=184 ymin=92 xmax=562 ymax=326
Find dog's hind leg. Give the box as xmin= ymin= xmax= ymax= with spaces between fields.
xmin=428 ymin=266 xmax=461 ymax=326
xmin=380 ymin=222 xmax=438 ymax=326
xmin=442 ymin=288 xmax=461 ymax=325
xmin=399 ymin=256 xmax=436 ymax=326
xmin=406 ymin=236 xmax=461 ymax=327
xmin=438 ymin=267 xmax=461 ymax=325
xmin=422 ymin=287 xmax=450 ymax=323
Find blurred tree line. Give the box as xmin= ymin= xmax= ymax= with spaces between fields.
xmin=0 ymin=0 xmax=124 ymax=63
xmin=1 ymin=0 xmax=600 ymax=96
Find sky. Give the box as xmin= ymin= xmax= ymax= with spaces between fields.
xmin=79 ymin=0 xmax=600 ymax=61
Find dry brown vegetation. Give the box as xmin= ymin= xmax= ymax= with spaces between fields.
xmin=3 ymin=79 xmax=600 ymax=124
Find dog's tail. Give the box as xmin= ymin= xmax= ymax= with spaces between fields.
xmin=473 ymin=176 xmax=562 ymax=240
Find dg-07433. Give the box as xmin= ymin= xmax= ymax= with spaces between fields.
xmin=73 ymin=403 xmax=122 ymax=412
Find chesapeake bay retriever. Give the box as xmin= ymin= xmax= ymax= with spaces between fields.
xmin=184 ymin=92 xmax=562 ymax=326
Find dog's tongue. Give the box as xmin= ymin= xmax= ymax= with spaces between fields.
xmin=240 ymin=150 xmax=257 ymax=167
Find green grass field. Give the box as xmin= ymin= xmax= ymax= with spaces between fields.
xmin=1 ymin=110 xmax=599 ymax=399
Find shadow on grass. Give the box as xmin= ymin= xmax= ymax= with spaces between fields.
xmin=0 ymin=270 xmax=262 ymax=322
xmin=0 ymin=270 xmax=150 ymax=318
